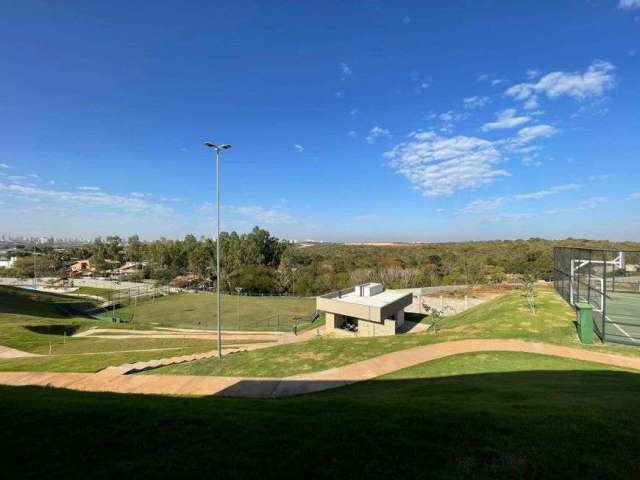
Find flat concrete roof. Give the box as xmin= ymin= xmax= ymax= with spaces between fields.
xmin=332 ymin=290 xmax=409 ymax=308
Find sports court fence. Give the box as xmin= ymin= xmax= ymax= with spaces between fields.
xmin=554 ymin=247 xmax=640 ymax=345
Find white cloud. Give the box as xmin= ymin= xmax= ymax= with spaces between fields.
xmin=460 ymin=197 xmax=506 ymax=214
xmin=340 ymin=62 xmax=352 ymax=77
xmin=130 ymin=192 xmax=150 ymax=198
xmin=515 ymin=124 xmax=558 ymax=144
xmin=481 ymin=109 xmax=531 ymax=131
xmin=350 ymin=108 xmax=358 ymax=116
xmin=506 ymin=61 xmax=615 ymax=108
xmin=366 ymin=126 xmax=391 ymax=144
xmin=461 ymin=184 xmax=579 ymax=217
xmin=384 ymin=131 xmax=508 ymax=196
xmin=335 ymin=90 xmax=344 ymax=98
xmin=293 ymin=144 xmax=305 ymax=153
xmin=619 ymin=0 xmax=640 ymax=9
xmin=0 ymin=163 xmax=9 ymax=169
xmin=438 ymin=110 xmax=469 ymax=133
xmin=463 ymin=96 xmax=490 ymax=109
xmin=478 ymin=74 xmax=507 ymax=86
xmin=579 ymin=196 xmax=608 ymax=209
xmin=347 ymin=130 xmax=357 ymax=138
xmin=630 ymin=192 xmax=640 ymax=199
xmin=514 ymin=184 xmax=578 ymax=200
xmin=28 ymin=173 xmax=39 ymax=178
xmin=77 ymin=186 xmax=101 ymax=191
xmin=0 ymin=182 xmax=172 ymax=215
xmin=7 ymin=175 xmax=27 ymax=181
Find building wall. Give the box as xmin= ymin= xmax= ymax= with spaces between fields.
xmin=325 ymin=312 xmax=346 ymax=333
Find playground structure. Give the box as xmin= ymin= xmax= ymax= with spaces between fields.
xmin=554 ymin=247 xmax=640 ymax=345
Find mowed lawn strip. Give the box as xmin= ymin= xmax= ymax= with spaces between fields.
xmin=73 ymin=286 xmax=115 ymax=300
xmin=116 ymin=292 xmax=316 ymax=330
xmin=155 ymin=287 xmax=640 ymax=377
xmin=3 ymin=352 xmax=640 ymax=478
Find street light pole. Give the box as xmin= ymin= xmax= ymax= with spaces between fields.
xmin=33 ymin=245 xmax=37 ymax=290
xmin=205 ymin=142 xmax=232 ymax=360
xmin=235 ymin=287 xmax=243 ymax=330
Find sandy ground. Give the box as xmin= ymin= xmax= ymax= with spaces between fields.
xmin=0 ymin=345 xmax=41 ymax=359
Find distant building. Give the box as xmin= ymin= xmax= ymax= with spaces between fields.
xmin=69 ymin=259 xmax=93 ymax=276
xmin=0 ymin=256 xmax=17 ymax=269
xmin=317 ymin=283 xmax=412 ymax=337
xmin=116 ymin=261 xmax=146 ymax=277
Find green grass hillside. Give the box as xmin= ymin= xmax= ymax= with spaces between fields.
xmin=4 ymin=352 xmax=640 ymax=478
xmin=0 ymin=286 xmax=221 ymax=372
xmin=155 ymin=287 xmax=640 ymax=377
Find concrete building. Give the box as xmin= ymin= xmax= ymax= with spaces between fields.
xmin=317 ymin=283 xmax=412 ymax=337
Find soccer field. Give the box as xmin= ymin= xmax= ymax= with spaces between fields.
xmin=115 ymin=292 xmax=318 ymax=331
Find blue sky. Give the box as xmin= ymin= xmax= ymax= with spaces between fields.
xmin=1 ymin=0 xmax=639 ymax=241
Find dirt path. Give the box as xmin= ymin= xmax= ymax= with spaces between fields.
xmin=74 ymin=327 xmax=300 ymax=342
xmin=2 ymin=339 xmax=640 ymax=397
xmin=0 ymin=345 xmax=40 ymax=359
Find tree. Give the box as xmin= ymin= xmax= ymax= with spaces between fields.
xmin=105 ymin=236 xmax=123 ymax=262
xmin=520 ymin=274 xmax=537 ymax=314
xmin=126 ymin=235 xmax=144 ymax=262
xmin=91 ymin=238 xmax=108 ymax=273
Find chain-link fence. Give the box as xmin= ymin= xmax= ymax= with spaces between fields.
xmin=554 ymin=247 xmax=640 ymax=345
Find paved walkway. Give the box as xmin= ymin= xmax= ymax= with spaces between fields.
xmin=2 ymin=339 xmax=640 ymax=397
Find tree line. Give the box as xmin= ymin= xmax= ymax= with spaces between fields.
xmin=3 ymin=229 xmax=639 ymax=296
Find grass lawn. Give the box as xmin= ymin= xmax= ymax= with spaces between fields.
xmin=3 ymin=352 xmax=640 ymax=478
xmin=115 ymin=291 xmax=317 ymax=331
xmin=155 ymin=287 xmax=640 ymax=377
xmin=73 ymin=286 xmax=115 ymax=300
xmin=0 ymin=286 xmax=231 ymax=372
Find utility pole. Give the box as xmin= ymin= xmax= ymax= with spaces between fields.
xmin=205 ymin=141 xmax=232 ymax=359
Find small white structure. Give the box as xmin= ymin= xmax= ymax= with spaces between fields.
xmin=317 ymin=283 xmax=413 ymax=337
xmin=0 ymin=256 xmax=17 ymax=269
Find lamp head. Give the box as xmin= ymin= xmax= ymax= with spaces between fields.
xmin=204 ymin=142 xmax=233 ymax=151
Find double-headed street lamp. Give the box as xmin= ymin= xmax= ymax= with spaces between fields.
xmin=205 ymin=141 xmax=232 ymax=359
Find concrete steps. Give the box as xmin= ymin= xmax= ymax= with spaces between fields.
xmin=98 ymin=347 xmax=246 ymax=375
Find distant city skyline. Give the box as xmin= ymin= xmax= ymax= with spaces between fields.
xmin=1 ymin=1 xmax=639 ymax=241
